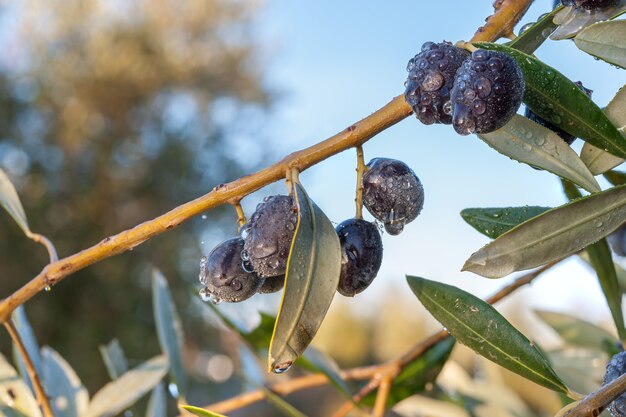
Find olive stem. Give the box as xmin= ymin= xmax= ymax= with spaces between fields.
xmin=564 ymin=373 xmax=626 ymax=417
xmin=232 ymin=202 xmax=247 ymax=229
xmin=355 ymin=146 xmax=366 ymax=220
xmin=5 ymin=321 xmax=55 ymax=417
xmin=373 ymin=374 xmax=392 ymax=417
xmin=26 ymin=232 xmax=58 ymax=263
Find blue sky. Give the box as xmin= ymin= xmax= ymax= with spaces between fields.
xmin=248 ymin=1 xmax=626 ymax=321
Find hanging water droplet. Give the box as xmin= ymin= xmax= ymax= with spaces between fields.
xmin=241 ymin=249 xmax=250 ymax=261
xmin=518 ymin=21 xmax=534 ymax=35
xmin=201 ymin=214 xmax=207 ymax=220
xmin=199 ymin=287 xmax=211 ymax=302
xmin=168 ymin=383 xmax=180 ymax=398
xmin=268 ymin=257 xmax=280 ymax=269
xmin=240 ymin=226 xmax=250 ymax=239
xmin=273 ymin=361 xmax=293 ymax=374
xmin=211 ymin=296 xmax=222 ymax=305
xmin=44 ymin=285 xmax=52 ymax=292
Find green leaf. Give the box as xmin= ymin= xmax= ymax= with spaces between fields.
xmin=575 ymin=20 xmax=626 ymax=69
xmin=145 ymin=383 xmax=166 ymax=417
xmin=536 ymin=310 xmax=617 ymax=352
xmin=83 ymin=355 xmax=168 ymax=417
xmin=604 ymin=170 xmax=626 ymax=186
xmin=41 ymin=347 xmax=89 ymax=417
xmin=297 ymin=347 xmax=353 ymax=399
xmin=180 ymin=405 xmax=226 ymax=417
xmin=461 ymin=206 xmax=551 ymax=239
xmin=0 ymin=353 xmax=42 ymax=417
xmin=509 ymin=6 xmax=561 ymax=54
xmin=98 ymin=339 xmax=129 ymax=380
xmin=581 ymin=86 xmax=626 ymax=175
xmin=463 ymin=184 xmax=626 ymax=278
xmin=268 ymin=179 xmax=342 ymax=373
xmin=551 ymin=3 xmax=626 ymax=40
xmin=406 ymin=276 xmax=568 ymax=393
xmin=261 ymin=387 xmax=307 ymax=417
xmin=152 ymin=269 xmax=187 ymax=398
xmin=478 ymin=115 xmax=600 ymax=192
xmin=0 ymin=168 xmax=31 ymax=235
xmin=361 ymin=336 xmax=455 ymax=407
xmin=11 ymin=306 xmax=42 ymax=393
xmin=474 ymin=42 xmax=626 ymax=159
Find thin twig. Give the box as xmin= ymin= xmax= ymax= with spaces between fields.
xmin=26 ymin=233 xmax=58 ymax=263
xmin=355 ymin=146 xmax=366 ymax=220
xmin=373 ymin=374 xmax=392 ymax=417
xmin=232 ymin=202 xmax=247 ymax=229
xmin=565 ymin=372 xmax=626 ymax=417
xmin=5 ymin=321 xmax=54 ymax=417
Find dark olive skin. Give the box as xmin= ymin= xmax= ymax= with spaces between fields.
xmin=450 ymin=49 xmax=525 ymax=135
xmin=362 ymin=158 xmax=424 ymax=235
xmin=604 ymin=351 xmax=626 ymax=416
xmin=336 ymin=219 xmax=383 ymax=297
xmin=258 ymin=275 xmax=285 ymax=293
xmin=609 ymin=223 xmax=626 ymax=257
xmin=243 ymin=195 xmax=297 ymax=278
xmin=199 ymin=237 xmax=264 ymax=303
xmin=561 ymin=0 xmax=616 ymax=9
xmin=405 ymin=41 xmax=470 ymax=125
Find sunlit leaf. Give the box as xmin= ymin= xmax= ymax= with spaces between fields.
xmin=152 ymin=269 xmax=187 ymax=398
xmin=407 ymin=276 xmax=568 ymax=393
xmin=98 ymin=339 xmax=129 ymax=380
xmin=145 ymin=383 xmax=166 ymax=417
xmin=11 ymin=306 xmax=42 ymax=393
xmin=0 ymin=352 xmax=42 ymax=417
xmin=509 ymin=6 xmax=561 ymax=54
xmin=581 ymin=86 xmax=626 ymax=175
xmin=474 ymin=42 xmax=626 ymax=159
xmin=268 ymin=180 xmax=342 ymax=373
xmin=361 ymin=336 xmax=455 ymax=407
xmin=180 ymin=405 xmax=226 ymax=417
xmin=0 ymin=168 xmax=31 ymax=235
xmin=463 ymin=184 xmax=626 ymax=278
xmin=551 ymin=2 xmax=626 ymax=40
xmin=461 ymin=206 xmax=551 ymax=239
xmin=536 ymin=310 xmax=617 ymax=352
xmin=479 ymin=116 xmax=600 ymax=192
xmin=261 ymin=387 xmax=307 ymax=417
xmin=574 ymin=20 xmax=626 ymax=68
xmin=83 ymin=355 xmax=168 ymax=417
xmin=297 ymin=347 xmax=353 ymax=399
xmin=41 ymin=347 xmax=89 ymax=417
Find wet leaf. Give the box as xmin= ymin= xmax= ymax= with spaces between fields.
xmin=0 ymin=352 xmax=42 ymax=417
xmin=536 ymin=310 xmax=617 ymax=352
xmin=11 ymin=306 xmax=42 ymax=393
xmin=180 ymin=405 xmax=226 ymax=417
xmin=551 ymin=2 xmax=626 ymax=40
xmin=463 ymin=184 xmax=626 ymax=278
xmin=297 ymin=347 xmax=353 ymax=399
xmin=509 ymin=7 xmax=561 ymax=54
xmin=575 ymin=20 xmax=626 ymax=68
xmin=98 ymin=339 xmax=129 ymax=380
xmin=407 ymin=276 xmax=568 ymax=393
xmin=361 ymin=336 xmax=455 ymax=407
xmin=478 ymin=115 xmax=600 ymax=192
xmin=261 ymin=387 xmax=307 ymax=417
xmin=41 ymin=347 xmax=89 ymax=417
xmin=474 ymin=42 xmax=626 ymax=159
xmin=152 ymin=269 xmax=187 ymax=398
xmin=268 ymin=179 xmax=342 ymax=373
xmin=581 ymin=86 xmax=626 ymax=175
xmin=83 ymin=355 xmax=168 ymax=417
xmin=0 ymin=168 xmax=31 ymax=235
xmin=145 ymin=383 xmax=166 ymax=417
xmin=461 ymin=206 xmax=551 ymax=239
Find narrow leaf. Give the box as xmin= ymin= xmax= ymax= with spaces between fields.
xmin=575 ymin=20 xmax=626 ymax=69
xmin=145 ymin=383 xmax=166 ymax=417
xmin=0 ymin=352 xmax=42 ymax=417
xmin=41 ymin=347 xmax=89 ymax=417
xmin=361 ymin=336 xmax=455 ymax=407
xmin=551 ymin=2 xmax=626 ymax=40
xmin=0 ymin=168 xmax=31 ymax=234
xmin=509 ymin=6 xmax=561 ymax=54
xmin=474 ymin=42 xmax=626 ymax=158
xmin=407 ymin=276 xmax=568 ymax=393
xmin=261 ymin=387 xmax=307 ymax=417
xmin=463 ymin=184 xmax=626 ymax=278
xmin=536 ymin=310 xmax=617 ymax=352
xmin=98 ymin=339 xmax=129 ymax=380
xmin=461 ymin=206 xmax=551 ymax=239
xmin=479 ymin=115 xmax=600 ymax=192
xmin=152 ymin=269 xmax=187 ymax=398
xmin=11 ymin=306 xmax=42 ymax=393
xmin=180 ymin=405 xmax=226 ymax=417
xmin=83 ymin=355 xmax=168 ymax=417
xmin=581 ymin=86 xmax=626 ymax=175
xmin=268 ymin=180 xmax=342 ymax=373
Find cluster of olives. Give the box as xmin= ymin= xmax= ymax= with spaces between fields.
xmin=405 ymin=41 xmax=525 ymax=135
xmin=604 ymin=350 xmax=626 ymax=416
xmin=199 ymin=158 xmax=424 ymax=302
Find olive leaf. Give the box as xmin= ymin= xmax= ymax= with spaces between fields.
xmin=180 ymin=405 xmax=226 ymax=417
xmin=474 ymin=42 xmax=626 ymax=159
xmin=261 ymin=387 xmax=308 ymax=417
xmin=41 ymin=347 xmax=89 ymax=417
xmin=268 ymin=179 xmax=342 ymax=373
xmin=509 ymin=6 xmax=561 ymax=54
xmin=478 ymin=115 xmax=600 ymax=193
xmin=0 ymin=352 xmax=42 ymax=417
xmin=406 ymin=276 xmax=569 ymax=394
xmin=574 ymin=20 xmax=626 ymax=69
xmin=461 ymin=206 xmax=551 ymax=239
xmin=99 ymin=339 xmax=129 ymax=380
xmin=297 ymin=347 xmax=354 ymax=399
xmin=536 ymin=310 xmax=617 ymax=353
xmin=605 ymin=170 xmax=626 ymax=186
xmin=11 ymin=306 xmax=43 ymax=393
xmin=0 ymin=168 xmax=31 ymax=235
xmin=581 ymin=86 xmax=626 ymax=175
xmin=463 ymin=184 xmax=626 ymax=278
xmin=145 ymin=383 xmax=166 ymax=417
xmin=551 ymin=2 xmax=626 ymax=40
xmin=152 ymin=269 xmax=187 ymax=399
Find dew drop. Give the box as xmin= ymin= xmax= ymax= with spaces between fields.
xmin=443 ymin=101 xmax=453 ymax=115
xmin=421 ymin=71 xmax=444 ymax=92
xmin=273 ymin=361 xmax=293 ymax=374
xmin=241 ymin=249 xmax=250 ymax=261
xmin=201 ymin=214 xmax=207 ymax=220
xmin=242 ymin=259 xmax=254 ymax=273
xmin=199 ymin=287 xmax=211 ymax=302
xmin=168 ymin=383 xmax=180 ymax=399
xmin=267 ymin=257 xmax=280 ymax=269
xmin=518 ymin=22 xmax=535 ymax=35
xmin=534 ymin=136 xmax=545 ymax=146
xmin=44 ymin=285 xmax=52 ymax=292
